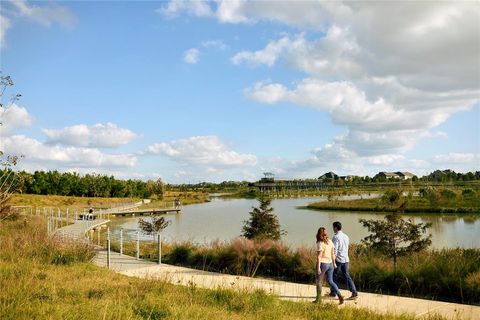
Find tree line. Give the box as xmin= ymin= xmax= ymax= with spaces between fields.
xmin=2 ymin=169 xmax=164 ymax=199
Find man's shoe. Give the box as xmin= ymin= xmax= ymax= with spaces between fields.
xmin=347 ymin=294 xmax=358 ymax=300
xmin=338 ymin=295 xmax=344 ymax=305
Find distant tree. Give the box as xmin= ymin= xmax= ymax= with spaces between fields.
xmin=138 ymin=216 xmax=171 ymax=238
xmin=382 ymin=190 xmax=402 ymax=206
xmin=360 ymin=213 xmax=432 ymax=275
xmin=147 ymin=178 xmax=164 ymax=199
xmin=242 ymin=197 xmax=285 ymax=241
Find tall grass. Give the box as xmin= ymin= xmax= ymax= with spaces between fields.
xmin=0 ymin=217 xmax=431 ymax=320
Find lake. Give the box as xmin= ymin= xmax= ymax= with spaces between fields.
xmin=108 ymin=196 xmax=480 ymax=249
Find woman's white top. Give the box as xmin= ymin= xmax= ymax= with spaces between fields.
xmin=316 ymin=239 xmax=334 ymax=264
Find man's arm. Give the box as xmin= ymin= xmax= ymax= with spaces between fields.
xmin=332 ymin=235 xmax=339 ymax=257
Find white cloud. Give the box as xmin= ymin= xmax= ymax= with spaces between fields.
xmin=432 ymin=153 xmax=480 ymax=165
xmin=231 ymin=35 xmax=297 ymax=67
xmin=216 ymin=0 xmax=249 ymax=23
xmin=147 ymin=135 xmax=257 ymax=167
xmin=157 ymin=0 xmax=213 ymax=19
xmin=0 ymin=103 xmax=33 ymax=134
xmin=201 ymin=39 xmax=227 ymax=50
xmin=159 ymin=0 xmax=349 ymax=28
xmin=10 ymin=0 xmax=77 ymax=27
xmin=1 ymin=0 xmax=76 ymax=47
xmin=1 ymin=135 xmax=137 ymax=168
xmin=42 ymin=122 xmax=139 ymax=148
xmin=183 ymin=48 xmax=200 ymax=64
xmin=0 ymin=14 xmax=11 ymax=46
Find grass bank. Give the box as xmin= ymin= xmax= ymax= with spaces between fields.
xmin=111 ymin=238 xmax=480 ymax=305
xmin=8 ymin=191 xmax=209 ymax=210
xmin=0 ymin=217 xmax=428 ymax=320
xmin=305 ymin=188 xmax=480 ymax=215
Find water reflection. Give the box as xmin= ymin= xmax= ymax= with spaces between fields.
xmin=108 ymin=197 xmax=480 ymax=249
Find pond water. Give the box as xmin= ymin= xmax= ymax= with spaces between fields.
xmin=107 ymin=196 xmax=480 ymax=249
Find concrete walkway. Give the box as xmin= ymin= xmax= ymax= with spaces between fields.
xmin=54 ymin=219 xmax=110 ymax=238
xmin=93 ymin=250 xmax=479 ymax=320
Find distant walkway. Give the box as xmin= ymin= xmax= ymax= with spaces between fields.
xmin=93 ymin=250 xmax=479 ymax=320
xmin=54 ymin=219 xmax=110 ymax=238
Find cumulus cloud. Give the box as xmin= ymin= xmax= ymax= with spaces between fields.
xmin=157 ymin=0 xmax=213 ymax=19
xmin=234 ymin=2 xmax=479 ymax=169
xmin=42 ymin=122 xmax=139 ymax=148
xmin=183 ymin=48 xmax=200 ymax=64
xmin=10 ymin=0 xmax=77 ymax=27
xmin=0 ymin=103 xmax=34 ymax=134
xmin=201 ymin=39 xmax=227 ymax=50
xmin=158 ymin=0 xmax=348 ymax=28
xmin=2 ymin=135 xmax=137 ymax=168
xmin=147 ymin=135 xmax=257 ymax=167
xmin=0 ymin=14 xmax=11 ymax=46
xmin=231 ymin=35 xmax=302 ymax=67
xmin=432 ymin=153 xmax=480 ymax=165
xmin=1 ymin=0 xmax=76 ymax=47
xmin=246 ymin=78 xmax=469 ymax=157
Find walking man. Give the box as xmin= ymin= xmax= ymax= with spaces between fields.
xmin=329 ymin=221 xmax=358 ymax=300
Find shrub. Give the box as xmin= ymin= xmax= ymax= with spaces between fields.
xmin=165 ymin=243 xmax=193 ymax=264
xmin=440 ymin=189 xmax=457 ymax=201
xmin=462 ymin=188 xmax=476 ymax=198
xmin=382 ymin=190 xmax=402 ymax=206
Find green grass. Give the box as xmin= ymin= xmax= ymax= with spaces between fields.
xmin=1 ymin=217 xmax=434 ymax=320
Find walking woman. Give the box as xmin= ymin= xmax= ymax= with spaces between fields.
xmin=313 ymin=227 xmax=344 ymax=304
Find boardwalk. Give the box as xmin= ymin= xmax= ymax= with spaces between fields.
xmin=108 ymin=207 xmax=181 ymax=217
xmin=54 ymin=219 xmax=110 ymax=238
xmin=93 ymin=250 xmax=479 ymax=320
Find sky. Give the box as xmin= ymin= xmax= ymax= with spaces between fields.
xmin=0 ymin=0 xmax=479 ymax=183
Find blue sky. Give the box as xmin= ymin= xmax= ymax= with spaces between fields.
xmin=0 ymin=1 xmax=479 ymax=182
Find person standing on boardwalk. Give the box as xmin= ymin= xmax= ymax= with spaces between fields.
xmin=313 ymin=227 xmax=344 ymax=304
xmin=329 ymin=221 xmax=358 ymax=300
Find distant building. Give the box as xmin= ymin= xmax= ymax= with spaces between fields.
xmin=319 ymin=172 xmax=339 ymax=180
xmin=395 ymin=172 xmax=417 ymax=180
xmin=374 ymin=171 xmax=417 ymax=180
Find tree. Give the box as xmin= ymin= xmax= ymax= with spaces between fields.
xmin=242 ymin=197 xmax=285 ymax=241
xmin=0 ymin=74 xmax=22 ymax=219
xmin=359 ymin=212 xmax=432 ymax=275
xmin=146 ymin=178 xmax=164 ymax=199
xmin=138 ymin=216 xmax=171 ymax=238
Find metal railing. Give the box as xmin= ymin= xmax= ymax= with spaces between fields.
xmin=96 ymin=227 xmax=164 ymax=268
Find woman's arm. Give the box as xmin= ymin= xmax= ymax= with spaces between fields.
xmin=316 ymin=243 xmax=322 ymax=271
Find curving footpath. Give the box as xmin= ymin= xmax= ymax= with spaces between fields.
xmin=54 ymin=219 xmax=110 ymax=238
xmin=92 ymin=250 xmax=479 ymax=320
xmin=55 ymin=222 xmax=479 ymax=320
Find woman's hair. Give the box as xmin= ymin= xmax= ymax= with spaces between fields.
xmin=316 ymin=227 xmax=329 ymax=244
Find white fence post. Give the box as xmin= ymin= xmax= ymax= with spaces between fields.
xmin=136 ymin=231 xmax=140 ymax=260
xmin=120 ymin=229 xmax=123 ymax=256
xmin=107 ymin=227 xmax=111 ymax=269
xmin=158 ymin=233 xmax=161 ymax=265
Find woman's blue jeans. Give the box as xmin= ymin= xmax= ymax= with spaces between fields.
xmin=316 ymin=262 xmax=341 ymax=297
